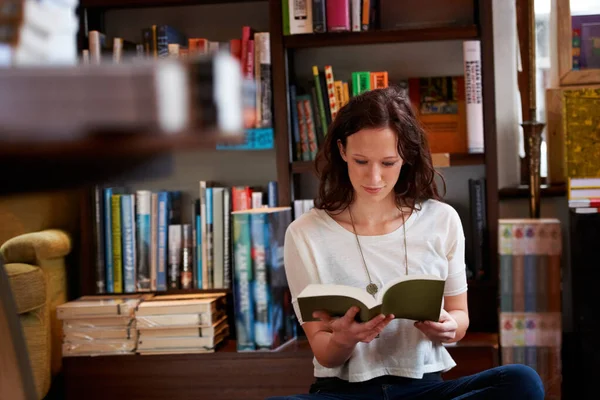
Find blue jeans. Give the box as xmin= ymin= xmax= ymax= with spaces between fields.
xmin=266 ymin=364 xmax=544 ymax=400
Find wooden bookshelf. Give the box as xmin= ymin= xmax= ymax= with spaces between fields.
xmin=0 ymin=130 xmax=245 ymax=195
xmin=498 ymin=183 xmax=567 ymax=199
xmin=271 ymin=0 xmax=500 ymax=334
xmin=290 ymin=152 xmax=485 ymax=176
xmin=62 ymin=333 xmax=498 ymax=400
xmin=283 ymin=25 xmax=479 ymax=49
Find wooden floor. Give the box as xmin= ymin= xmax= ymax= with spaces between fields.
xmin=62 ymin=333 xmax=498 ymax=400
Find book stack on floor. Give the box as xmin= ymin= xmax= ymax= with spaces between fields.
xmin=57 ymin=295 xmax=143 ymax=357
xmin=135 ymin=292 xmax=229 ymax=355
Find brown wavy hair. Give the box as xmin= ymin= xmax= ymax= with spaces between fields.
xmin=314 ymin=85 xmax=445 ymax=214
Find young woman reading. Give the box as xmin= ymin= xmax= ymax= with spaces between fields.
xmin=271 ymin=87 xmax=544 ymax=400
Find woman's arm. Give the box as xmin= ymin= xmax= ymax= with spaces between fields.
xmin=443 ymin=292 xmax=469 ymax=343
xmin=413 ymin=293 xmax=469 ymax=343
xmin=303 ymin=307 xmax=394 ymax=368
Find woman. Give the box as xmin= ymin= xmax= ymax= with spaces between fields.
xmin=272 ymin=87 xmax=544 ymax=399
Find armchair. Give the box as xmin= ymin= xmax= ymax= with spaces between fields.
xmin=1 ymin=229 xmax=71 ymax=399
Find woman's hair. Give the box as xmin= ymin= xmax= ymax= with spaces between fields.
xmin=314 ymin=85 xmax=445 ymax=214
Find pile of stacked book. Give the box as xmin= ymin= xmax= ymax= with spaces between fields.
xmin=57 ymin=295 xmax=143 ymax=357
xmin=135 ymin=292 xmax=229 ymax=355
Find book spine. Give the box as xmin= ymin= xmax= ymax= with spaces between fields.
xmin=351 ymin=0 xmax=361 ymax=32
xmin=93 ymin=186 xmax=105 ymax=294
xmin=312 ymin=66 xmax=328 ymax=137
xmin=267 ymin=181 xmax=278 ymax=207
xmin=232 ymin=213 xmax=255 ymax=351
xmin=121 ymin=194 xmax=136 ymax=293
xmin=326 ymin=0 xmax=350 ymax=32
xmin=251 ymin=212 xmax=269 ymax=348
xmin=111 ymin=194 xmax=123 ymax=293
xmin=463 ymin=40 xmax=485 ymax=152
xmin=223 ymin=189 xmax=231 ymax=289
xmin=195 ymin=199 xmax=203 ymax=289
xmin=289 ymin=0 xmax=313 ymax=35
xmin=168 ymin=224 xmax=182 ymax=289
xmin=295 ymin=96 xmax=310 ymax=161
xmin=301 ymin=96 xmax=318 ymax=160
xmin=266 ymin=209 xmax=295 ymax=345
xmin=212 ymin=188 xmax=225 ymax=289
xmin=180 ymin=224 xmax=193 ymax=290
xmin=199 ymin=181 xmax=209 ymax=289
xmin=156 ymin=191 xmax=169 ymax=291
xmin=312 ymin=0 xmax=326 ymax=33
xmin=324 ymin=65 xmax=338 ymax=121
xmin=103 ymin=188 xmax=114 ymax=293
xmin=150 ymin=193 xmax=158 ymax=291
xmin=206 ymin=187 xmax=214 ymax=289
xmin=361 ymin=0 xmax=370 ymax=31
xmin=256 ymin=32 xmax=272 ymax=128
xmin=282 ymin=0 xmax=290 ymax=35
xmin=136 ymin=190 xmax=151 ymax=291
xmin=289 ymin=85 xmax=302 ymax=161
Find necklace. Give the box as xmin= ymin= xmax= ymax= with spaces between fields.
xmin=349 ymin=207 xmax=409 ymax=296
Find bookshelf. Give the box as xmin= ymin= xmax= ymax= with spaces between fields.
xmin=283 ymin=25 xmax=479 ymax=48
xmin=1 ymin=0 xmax=503 ymax=398
xmin=270 ymin=0 xmax=500 ymax=334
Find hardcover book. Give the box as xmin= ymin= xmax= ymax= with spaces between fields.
xmin=297 ymin=274 xmax=445 ymax=323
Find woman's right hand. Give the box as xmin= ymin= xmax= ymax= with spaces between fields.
xmin=312 ymin=306 xmax=395 ymax=348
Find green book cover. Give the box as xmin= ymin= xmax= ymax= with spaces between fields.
xmin=297 ymin=275 xmax=445 ymax=323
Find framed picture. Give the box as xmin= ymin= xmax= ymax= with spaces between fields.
xmin=557 ymin=0 xmax=600 ymax=85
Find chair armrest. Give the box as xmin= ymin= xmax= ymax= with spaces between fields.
xmin=0 ymin=229 xmax=71 ymax=265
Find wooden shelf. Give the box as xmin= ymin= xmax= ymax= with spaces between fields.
xmin=0 ymin=130 xmax=245 ymax=195
xmin=290 ymin=152 xmax=484 ymax=175
xmin=498 ymin=183 xmax=567 ymax=199
xmin=63 ymin=333 xmax=498 ymax=400
xmin=81 ymin=0 xmax=262 ymax=9
xmin=0 ymin=130 xmax=244 ymax=159
xmin=283 ymin=25 xmax=479 ymax=49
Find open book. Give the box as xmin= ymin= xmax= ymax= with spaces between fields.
xmin=297 ymin=275 xmax=445 ymax=323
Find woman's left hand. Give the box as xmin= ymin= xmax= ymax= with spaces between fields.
xmin=414 ymin=309 xmax=458 ymax=343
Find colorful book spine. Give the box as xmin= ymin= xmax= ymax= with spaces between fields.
xmin=498 ymin=218 xmax=562 ymax=399
xmin=326 ymin=0 xmax=350 ymax=32
xmin=111 ymin=194 xmax=123 ymax=293
xmin=232 ymin=212 xmax=255 ymax=351
xmin=136 ymin=190 xmax=151 ymax=291
xmin=156 ymin=191 xmax=169 ymax=291
xmin=250 ymin=212 xmax=269 ymax=348
xmin=324 ymin=65 xmax=338 ymax=121
xmin=120 ymin=194 xmax=136 ymax=293
xmin=312 ymin=66 xmax=328 ymax=138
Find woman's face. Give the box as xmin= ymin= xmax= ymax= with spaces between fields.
xmin=338 ymin=127 xmax=404 ymax=204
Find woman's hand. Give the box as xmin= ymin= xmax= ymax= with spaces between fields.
xmin=313 ymin=306 xmax=394 ymax=348
xmin=414 ymin=309 xmax=458 ymax=343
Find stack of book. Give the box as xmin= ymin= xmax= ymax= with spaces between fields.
xmin=57 ymin=295 xmax=143 ymax=357
xmin=0 ymin=0 xmax=79 ymax=66
xmin=135 ymin=293 xmax=229 ymax=355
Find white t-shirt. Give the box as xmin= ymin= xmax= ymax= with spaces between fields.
xmin=283 ymin=199 xmax=468 ymax=382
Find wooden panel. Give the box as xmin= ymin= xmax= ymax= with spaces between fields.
xmin=269 ymin=0 xmax=292 ymax=207
xmin=283 ymin=26 xmax=479 ymax=49
xmin=478 ymin=0 xmax=500 ymax=289
xmin=63 ymin=334 xmax=498 ymax=400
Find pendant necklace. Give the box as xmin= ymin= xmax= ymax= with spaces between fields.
xmin=349 ymin=206 xmax=409 ymax=297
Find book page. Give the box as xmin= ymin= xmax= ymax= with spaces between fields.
xmin=297 ymin=284 xmax=379 ymax=323
xmin=377 ymin=274 xmax=443 ymax=303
